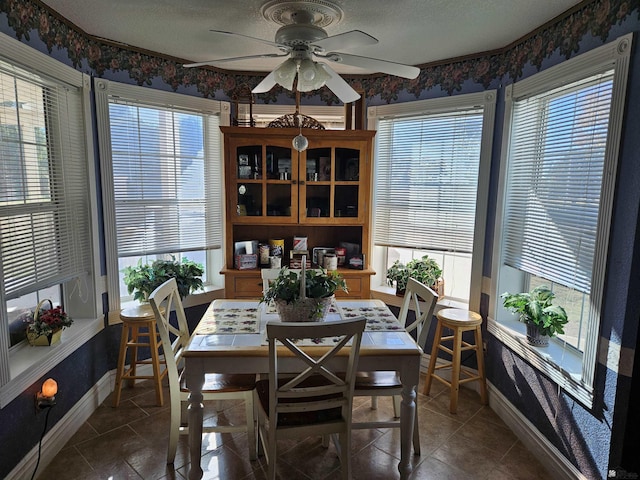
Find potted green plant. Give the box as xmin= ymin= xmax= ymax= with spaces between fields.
xmin=261 ymin=267 xmax=348 ymax=321
xmin=386 ymin=260 xmax=410 ymax=295
xmin=123 ymin=256 xmax=204 ymax=302
xmin=386 ymin=255 xmax=443 ymax=297
xmin=501 ymin=285 xmax=568 ymax=347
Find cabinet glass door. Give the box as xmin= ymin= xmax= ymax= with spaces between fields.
xmin=265 ymin=145 xmax=295 ymax=219
xmin=235 ymin=145 xmax=262 ymax=217
xmin=304 ymin=147 xmax=331 ymax=218
xmin=335 ymin=148 xmax=360 ymax=218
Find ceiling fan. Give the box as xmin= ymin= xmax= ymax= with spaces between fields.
xmin=183 ymin=2 xmax=420 ymax=103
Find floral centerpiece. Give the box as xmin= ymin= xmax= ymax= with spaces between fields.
xmin=261 ymin=266 xmax=348 ymax=322
xmin=24 ymin=299 xmax=73 ymax=346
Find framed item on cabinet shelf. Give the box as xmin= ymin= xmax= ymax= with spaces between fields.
xmin=348 ymin=254 xmax=365 ymax=270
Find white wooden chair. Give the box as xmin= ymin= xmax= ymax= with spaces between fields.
xmin=352 ymin=277 xmax=438 ymax=455
xmin=255 ymin=317 xmax=366 ymax=480
xmin=148 ymin=278 xmax=257 ymax=464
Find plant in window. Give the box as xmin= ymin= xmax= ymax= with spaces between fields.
xmin=261 ymin=267 xmax=347 ymax=321
xmin=387 ymin=255 xmax=443 ymax=297
xmin=23 ymin=299 xmax=73 ymax=346
xmin=386 ymin=260 xmax=410 ymax=294
xmin=501 ymin=285 xmax=568 ymax=347
xmin=123 ymin=256 xmax=204 ymax=302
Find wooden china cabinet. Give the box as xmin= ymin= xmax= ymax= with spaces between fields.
xmin=220 ymin=126 xmax=376 ymax=299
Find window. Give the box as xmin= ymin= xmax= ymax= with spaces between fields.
xmin=0 ymin=33 xmax=99 ymax=405
xmin=369 ymin=92 xmax=496 ymax=310
xmin=95 ymin=80 xmax=229 ymax=318
xmin=490 ymin=33 xmax=632 ymax=406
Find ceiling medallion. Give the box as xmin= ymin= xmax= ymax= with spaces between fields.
xmin=261 ymin=0 xmax=344 ymax=28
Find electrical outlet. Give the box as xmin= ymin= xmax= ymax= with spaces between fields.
xmin=482 ymin=341 xmax=488 ymax=353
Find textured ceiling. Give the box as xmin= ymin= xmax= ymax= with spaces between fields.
xmin=41 ymin=0 xmax=582 ymax=75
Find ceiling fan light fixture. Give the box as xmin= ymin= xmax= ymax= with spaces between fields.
xmin=297 ymin=60 xmax=331 ymax=92
xmin=274 ymin=58 xmax=297 ymax=90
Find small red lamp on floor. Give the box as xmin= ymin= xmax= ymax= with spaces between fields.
xmin=36 ymin=378 xmax=57 ymax=410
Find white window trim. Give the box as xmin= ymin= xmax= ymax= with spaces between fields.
xmin=488 ymin=33 xmax=633 ymax=408
xmin=0 ymin=32 xmax=103 ymax=407
xmin=367 ymin=91 xmax=497 ymax=312
xmin=95 ymin=79 xmax=230 ymax=322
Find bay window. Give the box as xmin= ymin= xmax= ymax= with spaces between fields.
xmin=0 ymin=32 xmax=99 ymax=406
xmin=490 ymin=33 xmax=632 ymax=406
xmin=95 ymin=80 xmax=228 ymax=320
xmin=369 ymin=92 xmax=496 ymax=310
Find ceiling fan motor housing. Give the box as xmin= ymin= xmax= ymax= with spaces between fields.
xmin=275 ymin=22 xmax=328 ymax=47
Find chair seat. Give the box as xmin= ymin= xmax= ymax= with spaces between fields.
xmin=180 ymin=372 xmax=256 ymax=393
xmin=355 ymin=371 xmax=401 ymax=389
xmin=256 ymin=377 xmax=343 ymax=427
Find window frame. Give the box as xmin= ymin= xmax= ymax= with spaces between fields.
xmin=0 ymin=32 xmax=101 ymax=407
xmin=95 ymin=79 xmax=230 ymax=322
xmin=367 ymin=91 xmax=497 ymax=312
xmin=489 ymin=33 xmax=633 ymax=408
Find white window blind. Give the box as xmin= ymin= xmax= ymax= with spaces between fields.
xmin=503 ymin=71 xmax=613 ymax=294
xmin=108 ymin=102 xmax=222 ymax=257
xmin=374 ymin=110 xmax=483 ymax=253
xmin=0 ymin=61 xmax=89 ymax=299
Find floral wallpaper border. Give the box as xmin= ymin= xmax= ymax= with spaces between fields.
xmin=1 ymin=0 xmax=638 ymax=105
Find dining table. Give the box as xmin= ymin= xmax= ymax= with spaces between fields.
xmin=182 ymin=298 xmax=423 ymax=480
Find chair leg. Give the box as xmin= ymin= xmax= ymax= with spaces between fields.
xmin=245 ymin=391 xmax=257 ymax=460
xmin=339 ymin=431 xmax=351 ymax=480
xmin=267 ymin=427 xmax=277 ymax=480
xmin=392 ymin=394 xmax=401 ymax=418
xmin=412 ymin=394 xmax=420 ymax=455
xmin=113 ymin=323 xmax=130 ymax=407
xmin=475 ymin=325 xmax=488 ymax=405
xmin=167 ymin=392 xmax=182 ymax=464
xmin=423 ymin=321 xmax=443 ymax=396
xmin=371 ymin=395 xmax=378 ymax=410
xmin=449 ymin=327 xmax=462 ymax=414
xmin=148 ymin=322 xmax=164 ymax=406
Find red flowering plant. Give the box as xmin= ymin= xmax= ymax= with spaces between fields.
xmin=23 ymin=300 xmax=73 ymax=338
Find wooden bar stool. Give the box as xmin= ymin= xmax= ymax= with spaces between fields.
xmin=423 ymin=308 xmax=487 ymax=413
xmin=113 ymin=304 xmax=166 ymax=407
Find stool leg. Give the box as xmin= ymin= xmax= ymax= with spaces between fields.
xmin=423 ymin=321 xmax=443 ymax=396
xmin=449 ymin=327 xmax=462 ymax=414
xmin=127 ymin=325 xmax=140 ymax=388
xmin=113 ymin=323 xmax=130 ymax=407
xmin=475 ymin=325 xmax=488 ymax=405
xmin=148 ymin=321 xmax=164 ymax=406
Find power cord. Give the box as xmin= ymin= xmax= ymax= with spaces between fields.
xmin=30 ymin=405 xmax=53 ymax=480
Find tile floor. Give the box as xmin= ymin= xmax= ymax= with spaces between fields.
xmin=39 ymin=377 xmax=553 ymax=479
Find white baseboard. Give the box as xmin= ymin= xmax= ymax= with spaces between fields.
xmin=7 ymin=372 xmax=113 ymax=480
xmin=488 ymin=383 xmax=588 ymax=480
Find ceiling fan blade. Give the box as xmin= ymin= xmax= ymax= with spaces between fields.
xmin=318 ymin=63 xmax=361 ymax=104
xmin=184 ymin=53 xmax=288 ymax=68
xmin=209 ymin=30 xmax=288 ymax=51
xmin=252 ymin=70 xmax=278 ymax=94
xmin=321 ymin=52 xmax=420 ymax=79
xmin=313 ymin=30 xmax=378 ymax=53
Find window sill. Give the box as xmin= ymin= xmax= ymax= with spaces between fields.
xmin=370 ymin=285 xmax=468 ymax=311
xmin=2 ymin=316 xmax=104 ymax=408
xmin=487 ymin=317 xmax=594 ymax=408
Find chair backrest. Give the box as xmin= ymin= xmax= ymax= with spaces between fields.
xmin=397 ymin=277 xmax=438 ymax=348
xmin=149 ymin=278 xmax=190 ymax=370
xmin=261 ymin=268 xmax=323 ymax=295
xmin=265 ymin=317 xmax=366 ymax=424
xmin=261 ymin=268 xmax=296 ymax=295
